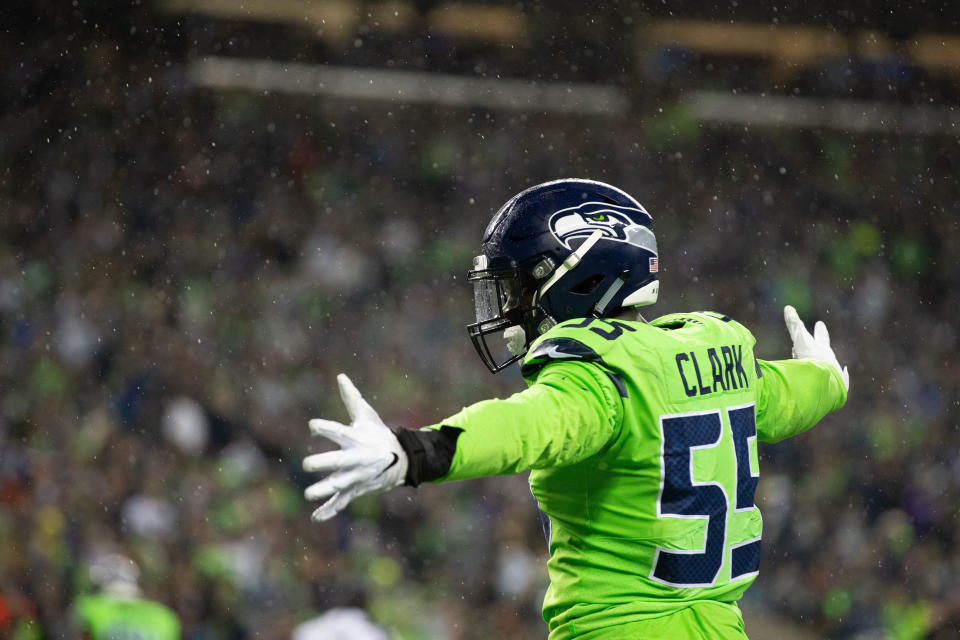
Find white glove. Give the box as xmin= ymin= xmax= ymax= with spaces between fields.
xmin=303 ymin=374 xmax=408 ymax=522
xmin=783 ymin=305 xmax=850 ymax=391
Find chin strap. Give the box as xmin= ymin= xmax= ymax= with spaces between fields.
xmin=533 ymin=230 xmax=603 ymax=308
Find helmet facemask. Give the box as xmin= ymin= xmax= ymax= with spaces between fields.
xmin=466 ymin=255 xmax=549 ymax=373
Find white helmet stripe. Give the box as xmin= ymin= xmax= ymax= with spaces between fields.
xmin=534 ymin=230 xmax=603 ymax=307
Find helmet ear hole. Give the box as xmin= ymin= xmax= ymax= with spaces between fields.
xmin=570 ymin=273 xmax=606 ymax=295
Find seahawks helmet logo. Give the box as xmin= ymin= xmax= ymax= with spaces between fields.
xmin=548 ymin=202 xmax=658 ymax=254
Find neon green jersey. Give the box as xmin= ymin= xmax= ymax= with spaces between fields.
xmin=75 ymin=594 xmax=181 ymax=640
xmin=430 ymin=312 xmax=847 ymax=639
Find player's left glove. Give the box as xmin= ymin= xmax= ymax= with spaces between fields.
xmin=783 ymin=305 xmax=850 ymax=391
xmin=303 ymin=374 xmax=408 ymax=522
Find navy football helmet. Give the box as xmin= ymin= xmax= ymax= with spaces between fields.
xmin=467 ymin=178 xmax=659 ymax=373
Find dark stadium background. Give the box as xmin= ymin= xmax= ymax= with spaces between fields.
xmin=2 ymin=1 xmax=959 ymax=638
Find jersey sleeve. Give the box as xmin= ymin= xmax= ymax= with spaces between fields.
xmin=426 ymin=360 xmax=624 ymax=482
xmin=755 ymin=358 xmax=848 ymax=443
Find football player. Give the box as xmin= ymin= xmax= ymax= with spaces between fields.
xmin=302 ymin=179 xmax=848 ymax=639
xmin=73 ymin=554 xmax=180 ymax=640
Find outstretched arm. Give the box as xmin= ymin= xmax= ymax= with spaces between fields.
xmin=303 ymin=361 xmax=622 ymax=520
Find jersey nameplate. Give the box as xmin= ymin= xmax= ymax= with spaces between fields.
xmin=674 ymin=344 xmax=749 ymax=398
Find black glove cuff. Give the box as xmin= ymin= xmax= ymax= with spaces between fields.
xmin=392 ymin=425 xmax=463 ymax=487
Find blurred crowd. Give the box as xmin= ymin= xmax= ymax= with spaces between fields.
xmin=1 ymin=9 xmax=959 ymax=640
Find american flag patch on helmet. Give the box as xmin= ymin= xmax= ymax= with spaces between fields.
xmin=649 ymin=257 xmax=658 ymax=273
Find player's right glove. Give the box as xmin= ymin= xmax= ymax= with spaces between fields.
xmin=302 ymin=374 xmax=408 ymax=522
xmin=783 ymin=305 xmax=850 ymax=391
